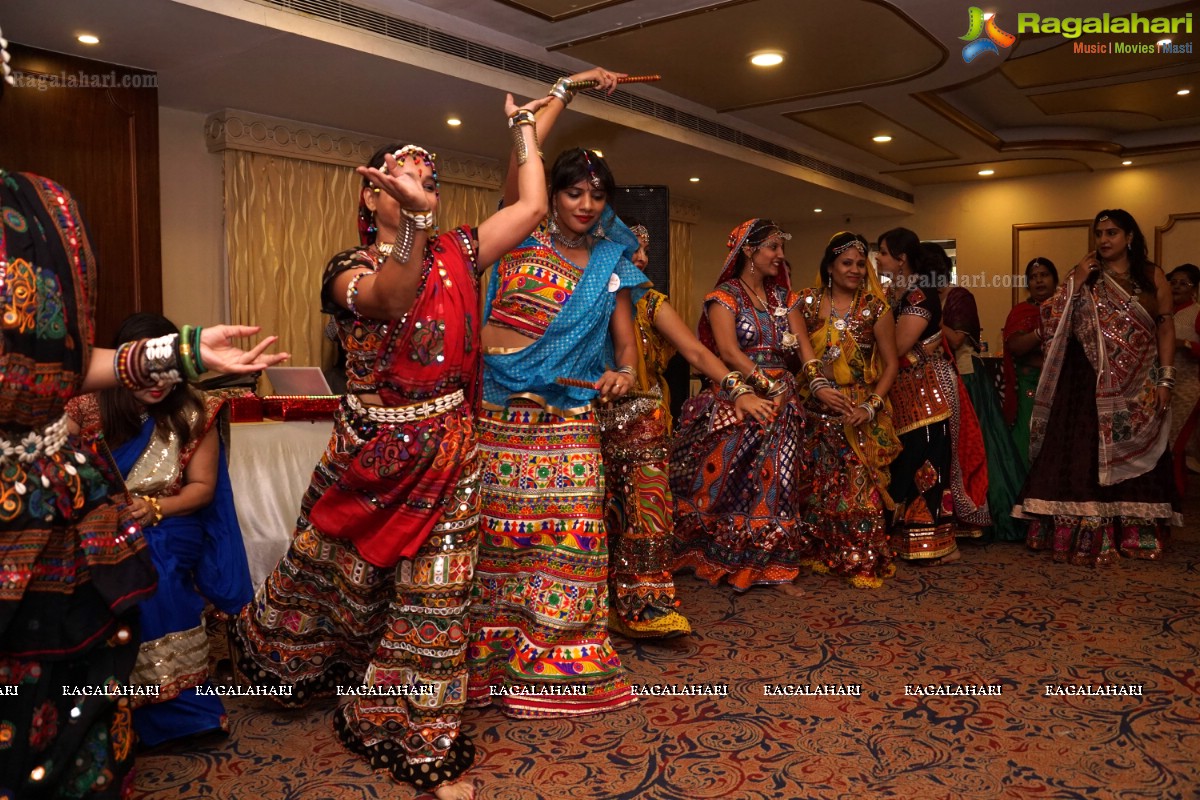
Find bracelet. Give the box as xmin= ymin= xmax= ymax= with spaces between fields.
xmin=189 ymin=324 xmax=206 ymax=373
xmin=346 ymin=271 xmax=371 ymax=317
xmin=800 ymin=359 xmax=823 ymax=383
xmin=144 ymin=334 xmax=182 ymax=386
xmin=549 ymin=77 xmax=575 ymax=106
xmin=508 ymin=109 xmax=536 ymax=127
xmin=140 ymin=495 xmax=163 ymax=526
xmin=747 ymin=368 xmax=772 ymax=394
xmin=616 ymin=365 xmax=636 ymax=378
xmin=401 ymin=208 xmax=435 ymax=230
xmin=866 ymin=393 xmax=885 ymax=411
xmin=178 ymin=341 xmax=200 ymax=381
xmin=509 ymin=117 xmax=542 ymax=166
xmin=393 ymin=216 xmax=417 ymax=263
xmin=114 ymin=341 xmax=139 ymax=390
xmin=729 ymin=383 xmax=755 ymax=401
xmin=809 ymin=377 xmax=833 ymax=395
xmin=766 ymin=379 xmax=788 ymax=399
xmin=720 ymin=371 xmax=744 ymax=393
xmin=858 ymin=402 xmax=877 ymax=422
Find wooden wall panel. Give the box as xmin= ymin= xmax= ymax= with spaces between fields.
xmin=0 ymin=44 xmax=161 ymax=346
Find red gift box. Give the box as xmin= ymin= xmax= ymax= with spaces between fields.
xmin=261 ymin=395 xmax=340 ymax=421
xmin=228 ymin=394 xmax=264 ymax=423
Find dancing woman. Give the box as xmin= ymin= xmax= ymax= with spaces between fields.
xmin=796 ymin=232 xmax=901 ymax=588
xmin=233 ymin=93 xmax=550 ymax=799
xmin=1015 ymin=209 xmax=1179 ymax=564
xmin=1002 ymin=257 xmax=1058 ymax=467
xmin=671 ymin=219 xmax=844 ymax=591
xmin=67 ymin=312 xmax=252 ymax=747
xmin=468 ymin=66 xmax=656 ymax=717
xmin=597 ymin=220 xmax=776 ymax=637
xmin=1166 ymin=264 xmax=1200 ymax=494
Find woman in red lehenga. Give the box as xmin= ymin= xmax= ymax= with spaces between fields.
xmin=231 ymin=93 xmax=549 ymax=799
xmin=1014 ymin=209 xmax=1180 ymax=565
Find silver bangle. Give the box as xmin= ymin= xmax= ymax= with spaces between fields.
xmin=549 ymin=77 xmax=575 ymax=105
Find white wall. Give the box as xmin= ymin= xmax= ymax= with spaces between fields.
xmin=159 ymin=107 xmax=225 ymax=327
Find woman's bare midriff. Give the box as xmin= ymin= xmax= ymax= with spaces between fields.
xmin=482 ymin=323 xmax=537 ymax=351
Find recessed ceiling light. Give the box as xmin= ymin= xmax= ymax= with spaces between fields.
xmin=978 ymin=169 xmax=995 ymax=176
xmin=77 ymin=34 xmax=100 ymax=45
xmin=749 ymin=51 xmax=785 ymax=67
xmin=446 ymin=117 xmax=462 ymax=127
xmin=688 ymin=177 xmax=700 ymax=182
xmin=872 ymin=135 xmax=893 ymax=143
xmin=1178 ymin=88 xmax=1192 ymax=96
xmin=813 ymin=208 xmax=823 ymax=213
xmin=1122 ymin=160 xmax=1133 ymax=166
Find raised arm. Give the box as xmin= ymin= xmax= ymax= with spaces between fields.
xmin=501 ymin=67 xmax=624 ymax=208
xmin=595 ymin=288 xmax=637 ymax=403
xmin=475 ymin=94 xmax=554 ymax=267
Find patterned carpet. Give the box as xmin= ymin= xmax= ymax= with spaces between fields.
xmin=136 ymin=517 xmax=1200 ymax=800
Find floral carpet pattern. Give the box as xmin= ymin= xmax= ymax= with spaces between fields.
xmin=137 ymin=525 xmax=1200 ymax=800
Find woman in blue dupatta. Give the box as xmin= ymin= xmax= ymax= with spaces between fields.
xmin=68 ymin=313 xmax=252 ymax=747
xmin=466 ymin=67 xmax=653 ymax=718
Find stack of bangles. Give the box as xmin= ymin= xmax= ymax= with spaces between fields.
xmin=720 ymin=370 xmax=755 ymax=402
xmin=140 ymin=495 xmax=164 ymax=526
xmin=549 ymin=77 xmax=575 ymax=106
xmin=857 ymin=393 xmax=885 ymax=422
xmin=508 ymin=108 xmax=541 ymax=166
xmin=745 ymin=367 xmax=787 ymax=399
xmin=616 ymin=364 xmax=636 ymax=386
xmin=1155 ymin=365 xmax=1177 ymax=390
xmin=801 ymin=359 xmax=834 ymax=397
xmin=114 ymin=331 xmax=194 ymax=390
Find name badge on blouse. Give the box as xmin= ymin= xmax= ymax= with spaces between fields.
xmin=608 ymin=273 xmax=621 ymax=293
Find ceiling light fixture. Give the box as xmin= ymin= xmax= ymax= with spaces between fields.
xmin=872 ymin=135 xmax=893 ymax=143
xmin=446 ymin=117 xmax=462 ymax=127
xmin=1178 ymin=88 xmax=1192 ymax=96
xmin=689 ymin=177 xmax=700 ymax=182
xmin=1122 ymin=160 xmax=1133 ymax=166
xmin=77 ymin=34 xmax=100 ymax=45
xmin=978 ymin=169 xmax=995 ymax=176
xmin=813 ymin=208 xmax=823 ymax=213
xmin=592 ymin=150 xmax=604 ymax=157
xmin=749 ymin=51 xmax=785 ymax=67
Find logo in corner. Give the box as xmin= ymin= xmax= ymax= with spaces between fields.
xmin=960 ymin=6 xmax=1017 ymax=63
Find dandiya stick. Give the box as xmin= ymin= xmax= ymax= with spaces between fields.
xmin=564 ymin=74 xmax=661 ymax=91
xmin=556 ymin=376 xmax=658 ymax=400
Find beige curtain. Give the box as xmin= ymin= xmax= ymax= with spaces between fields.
xmin=669 ymin=219 xmax=697 ymax=331
xmin=225 ymin=150 xmax=498 ymax=372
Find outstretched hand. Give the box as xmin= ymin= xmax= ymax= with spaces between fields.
xmin=504 ymin=93 xmax=554 ymax=118
xmin=355 ymin=155 xmax=429 ymax=210
xmin=200 ymin=325 xmax=289 ymax=374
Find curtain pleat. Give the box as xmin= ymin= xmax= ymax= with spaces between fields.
xmin=669 ymin=219 xmax=696 ymax=331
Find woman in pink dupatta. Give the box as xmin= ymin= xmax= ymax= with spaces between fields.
xmin=1014 ymin=209 xmax=1180 ymax=565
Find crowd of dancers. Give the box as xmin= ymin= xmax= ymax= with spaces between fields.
xmin=0 ymin=57 xmax=1186 ymax=800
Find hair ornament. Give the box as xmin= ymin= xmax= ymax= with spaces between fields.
xmin=580 ymin=148 xmax=602 ymax=189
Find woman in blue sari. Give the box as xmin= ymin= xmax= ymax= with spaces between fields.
xmin=68 ymin=313 xmax=252 ymax=747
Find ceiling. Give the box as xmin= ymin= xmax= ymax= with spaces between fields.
xmin=2 ymin=0 xmax=1198 ymax=225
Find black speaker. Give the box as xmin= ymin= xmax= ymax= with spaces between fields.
xmin=611 ymin=185 xmax=670 ymax=293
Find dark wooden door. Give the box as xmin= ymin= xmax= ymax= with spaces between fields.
xmin=0 ymin=43 xmax=161 ymax=346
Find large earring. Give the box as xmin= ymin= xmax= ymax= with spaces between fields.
xmin=592 ymin=220 xmax=606 ymax=239
xmin=548 ymin=207 xmax=561 ymax=236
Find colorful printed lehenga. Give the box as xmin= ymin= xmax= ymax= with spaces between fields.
xmin=797 ymin=288 xmax=901 ymax=587
xmin=468 ymin=209 xmax=646 ymax=717
xmin=233 ymin=228 xmax=482 ymax=789
xmin=596 ymin=289 xmax=690 ymax=637
xmin=1014 ymin=272 xmax=1180 ymax=565
xmin=670 ymin=223 xmax=810 ymax=591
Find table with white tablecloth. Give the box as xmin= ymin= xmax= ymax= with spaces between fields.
xmin=226 ymin=419 xmax=333 ymax=587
